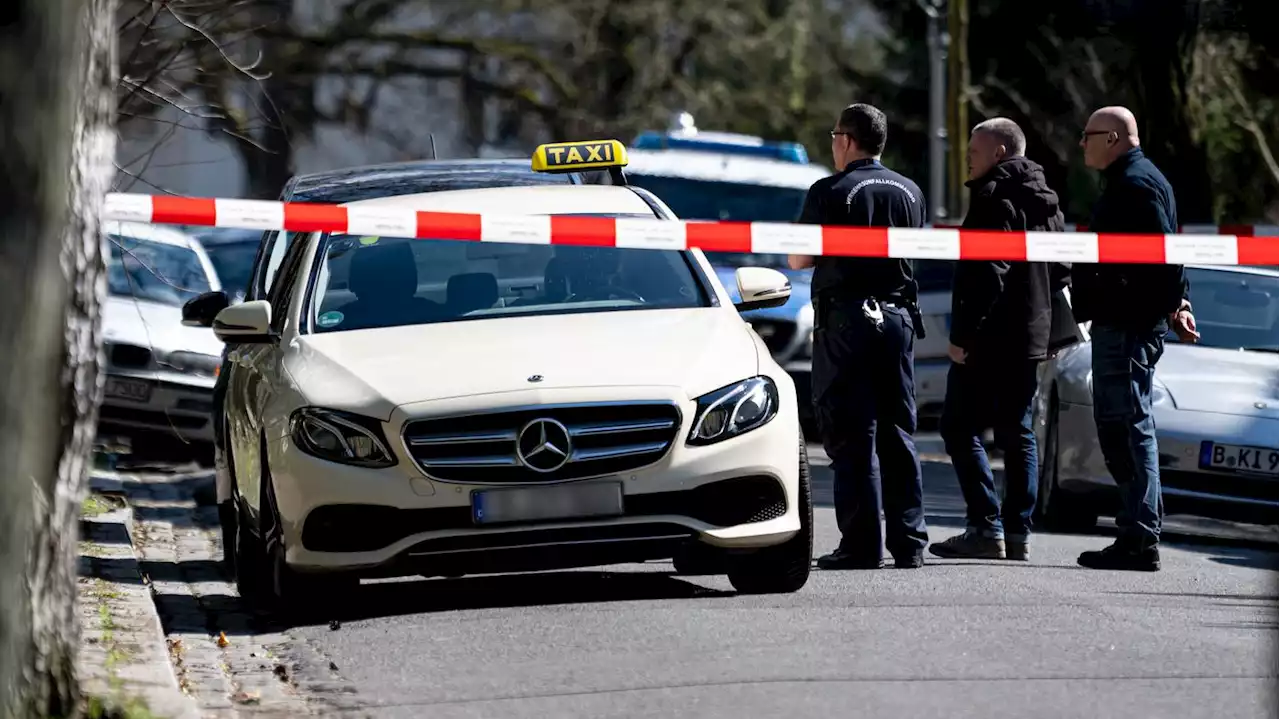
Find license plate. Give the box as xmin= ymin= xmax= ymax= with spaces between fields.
xmin=472 ymin=481 xmax=624 ymax=526
xmin=104 ymin=377 xmax=152 ymax=403
xmin=1200 ymin=442 xmax=1279 ymax=477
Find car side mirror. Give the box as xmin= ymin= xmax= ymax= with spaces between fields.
xmin=182 ymin=290 xmax=230 ymax=328
xmin=734 ymin=267 xmax=792 ymax=312
xmin=212 ymin=300 xmax=275 ymax=344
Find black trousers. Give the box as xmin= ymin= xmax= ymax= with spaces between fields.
xmin=811 ymin=300 xmax=929 ymax=561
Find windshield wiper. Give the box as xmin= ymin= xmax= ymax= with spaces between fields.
xmin=1239 ymin=346 xmax=1279 ymax=353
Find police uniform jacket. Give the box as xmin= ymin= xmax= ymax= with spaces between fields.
xmin=1071 ymin=147 xmax=1188 ymax=328
xmin=798 ymin=158 xmax=926 ymax=307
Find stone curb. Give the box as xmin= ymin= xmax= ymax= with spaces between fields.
xmin=81 ymin=474 xmax=203 ymax=719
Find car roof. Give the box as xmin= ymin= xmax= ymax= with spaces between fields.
xmin=103 ymin=220 xmax=202 ymax=249
xmin=284 ymin=158 xmax=580 ymax=205
xmin=338 ymin=184 xmax=658 ymax=217
xmin=625 ymin=148 xmax=831 ymax=190
xmin=1187 ymin=264 xmax=1279 ymax=278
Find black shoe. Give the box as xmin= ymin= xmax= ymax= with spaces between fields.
xmin=1077 ymin=541 xmax=1160 ymax=572
xmin=893 ymin=552 xmax=925 ymax=569
xmin=816 ymin=549 xmax=884 ymax=570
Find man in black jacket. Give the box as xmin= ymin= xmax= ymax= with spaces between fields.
xmin=1072 ymin=106 xmax=1198 ymax=572
xmin=928 ymin=118 xmax=1068 ymax=563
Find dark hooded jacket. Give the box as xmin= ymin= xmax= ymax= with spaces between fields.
xmin=950 ymin=156 xmax=1070 ymax=361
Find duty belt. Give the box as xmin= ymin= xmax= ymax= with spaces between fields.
xmin=814 ymin=295 xmax=926 ymax=339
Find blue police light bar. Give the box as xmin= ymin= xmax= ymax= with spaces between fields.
xmin=632 ymin=130 xmax=810 ymax=164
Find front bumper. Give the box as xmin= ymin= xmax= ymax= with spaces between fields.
xmin=1056 ymin=400 xmax=1279 ymax=522
xmin=96 ymin=371 xmax=217 ymax=444
xmin=267 ymin=388 xmax=803 ymax=575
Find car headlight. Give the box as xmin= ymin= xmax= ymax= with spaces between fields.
xmin=1152 ymin=380 xmax=1174 ymax=408
xmin=166 ymin=351 xmax=221 ymax=377
xmin=289 ymin=407 xmax=397 ymax=468
xmin=797 ymin=304 xmax=814 ymax=358
xmin=1084 ymin=372 xmax=1174 ymax=409
xmin=688 ymin=376 xmax=780 ymax=446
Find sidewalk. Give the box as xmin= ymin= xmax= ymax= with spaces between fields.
xmin=77 ymin=484 xmax=201 ymax=719
xmin=80 ymin=460 xmax=365 ymax=718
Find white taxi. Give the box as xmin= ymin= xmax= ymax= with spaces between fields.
xmin=198 ymin=140 xmax=813 ymax=608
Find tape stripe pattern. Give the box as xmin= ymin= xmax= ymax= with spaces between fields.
xmin=102 ymin=192 xmax=1279 ymax=266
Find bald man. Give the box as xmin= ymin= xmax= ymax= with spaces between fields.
xmin=1072 ymin=106 xmax=1198 ymax=572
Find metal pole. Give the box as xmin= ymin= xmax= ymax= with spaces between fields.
xmin=920 ymin=0 xmax=948 ymax=224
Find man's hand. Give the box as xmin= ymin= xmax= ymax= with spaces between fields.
xmin=1170 ymin=309 xmax=1199 ymax=343
xmin=787 ymin=254 xmax=815 ymax=270
xmin=948 ymin=343 xmax=968 ymax=364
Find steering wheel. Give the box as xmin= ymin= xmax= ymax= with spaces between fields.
xmin=564 ymin=287 xmax=646 ymax=303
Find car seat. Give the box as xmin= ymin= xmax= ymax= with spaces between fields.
xmin=446 ymin=272 xmax=499 ymax=315
xmin=342 ymin=242 xmax=441 ymax=329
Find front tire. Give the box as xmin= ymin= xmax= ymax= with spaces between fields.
xmin=726 ymin=433 xmax=814 ymax=594
xmin=1037 ymin=396 xmax=1098 ymax=533
xmin=238 ymin=438 xmax=358 ymax=614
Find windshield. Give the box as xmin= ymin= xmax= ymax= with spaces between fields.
xmin=1173 ymin=268 xmax=1278 ymax=352
xmin=203 ymin=241 xmax=258 ymax=299
xmin=628 ymin=174 xmax=809 ymax=271
xmin=308 ymin=231 xmax=709 ymax=333
xmin=107 ymin=234 xmax=211 ymax=307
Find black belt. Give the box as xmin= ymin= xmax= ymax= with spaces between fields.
xmin=814 ymin=295 xmax=926 ymax=338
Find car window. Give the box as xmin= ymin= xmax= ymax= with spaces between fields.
xmin=203 ymin=241 xmax=258 ymax=299
xmin=1176 ymin=269 xmax=1278 ymax=352
xmin=306 ymin=231 xmax=709 ymax=334
xmin=269 ymin=237 xmax=312 ymax=333
xmin=107 ymin=234 xmax=212 ymax=307
xmin=626 ymin=174 xmax=809 ymax=223
xmin=252 ymin=230 xmax=306 ymax=301
xmin=912 ymin=260 xmax=955 ymax=294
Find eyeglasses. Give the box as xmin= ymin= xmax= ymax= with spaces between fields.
xmin=1080 ymin=130 xmax=1111 ymax=142
xmin=830 ymin=131 xmax=851 ymax=138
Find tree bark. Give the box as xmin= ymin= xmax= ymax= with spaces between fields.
xmin=0 ymin=0 xmax=118 ymax=716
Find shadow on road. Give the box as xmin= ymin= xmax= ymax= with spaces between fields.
xmin=151 ymin=568 xmax=735 ymax=635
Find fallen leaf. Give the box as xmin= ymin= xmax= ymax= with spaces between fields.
xmin=216 ymin=632 xmax=230 ymax=648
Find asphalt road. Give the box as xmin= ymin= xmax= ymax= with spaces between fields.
xmin=281 ymin=437 xmax=1279 ymax=719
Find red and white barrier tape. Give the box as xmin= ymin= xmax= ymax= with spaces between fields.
xmin=103 ymin=192 xmax=1279 ymax=266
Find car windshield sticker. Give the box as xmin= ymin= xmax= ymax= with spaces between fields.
xmin=317 ymin=311 xmax=344 ymax=327
xmin=359 ymin=235 xmax=380 ymax=246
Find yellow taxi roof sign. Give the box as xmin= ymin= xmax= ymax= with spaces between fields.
xmin=531 ymin=140 xmax=629 ymax=174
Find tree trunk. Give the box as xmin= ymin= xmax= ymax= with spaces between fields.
xmin=0 ymin=0 xmax=118 ymax=716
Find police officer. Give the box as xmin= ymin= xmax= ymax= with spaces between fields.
xmin=788 ymin=103 xmax=930 ymax=570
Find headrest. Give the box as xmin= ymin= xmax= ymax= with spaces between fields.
xmin=447 ymin=272 xmax=499 ymax=310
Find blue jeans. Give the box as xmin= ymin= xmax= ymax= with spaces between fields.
xmin=940 ymin=358 xmax=1040 ymax=538
xmin=811 ymin=302 xmax=929 ymax=561
xmin=1090 ymin=322 xmax=1166 ymax=548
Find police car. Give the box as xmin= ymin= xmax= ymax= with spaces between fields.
xmin=183 ymin=140 xmax=814 ymax=608
xmin=623 ymin=115 xmax=832 ymax=428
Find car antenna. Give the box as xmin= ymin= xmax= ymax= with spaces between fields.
xmin=428 ymin=133 xmax=438 ymax=160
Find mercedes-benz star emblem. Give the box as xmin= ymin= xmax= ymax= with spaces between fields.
xmin=527 ymin=374 xmax=544 ymax=383
xmin=516 ymin=418 xmax=572 ymax=473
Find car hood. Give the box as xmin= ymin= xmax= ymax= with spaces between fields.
xmin=711 ymin=264 xmax=812 ymax=321
xmin=1159 ymin=344 xmax=1279 ymax=419
xmin=101 ymin=296 xmax=225 ymax=358
xmin=287 ymin=308 xmax=761 ymax=419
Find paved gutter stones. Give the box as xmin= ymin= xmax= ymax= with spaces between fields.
xmin=87 ymin=469 xmax=366 ymax=717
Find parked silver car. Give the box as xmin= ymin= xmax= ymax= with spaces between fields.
xmin=98 ymin=221 xmax=225 ymax=449
xmin=1033 ymin=264 xmax=1279 ymax=529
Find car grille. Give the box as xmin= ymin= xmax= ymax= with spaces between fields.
xmin=402 ymin=402 xmax=683 ymax=484
xmin=749 ymin=319 xmax=796 ymax=355
xmin=107 ymin=343 xmax=151 ymax=369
